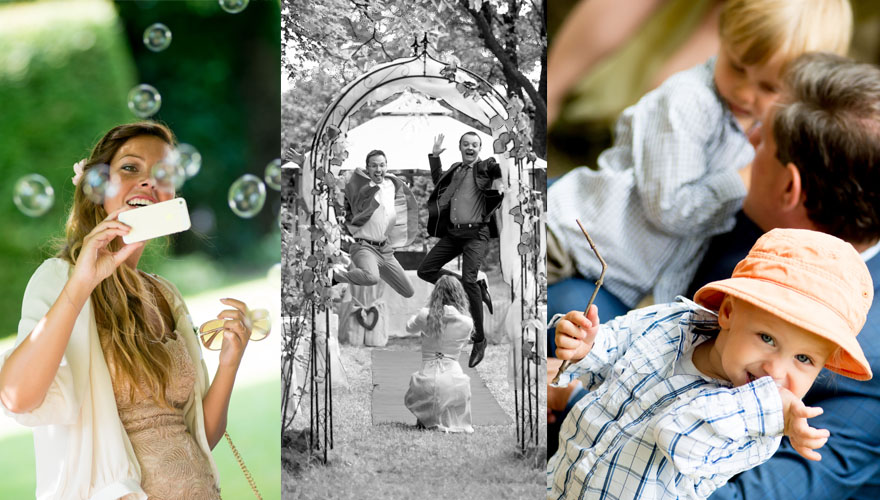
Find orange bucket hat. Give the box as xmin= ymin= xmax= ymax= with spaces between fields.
xmin=694 ymin=228 xmax=874 ymax=381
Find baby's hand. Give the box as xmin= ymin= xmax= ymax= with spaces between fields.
xmin=554 ymin=305 xmax=600 ymax=362
xmin=779 ymin=387 xmax=829 ymax=461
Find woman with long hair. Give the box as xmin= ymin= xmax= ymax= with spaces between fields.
xmin=0 ymin=122 xmax=254 ymax=499
xmin=404 ymin=275 xmax=474 ymax=433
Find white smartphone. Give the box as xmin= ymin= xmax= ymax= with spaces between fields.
xmin=119 ymin=197 xmax=191 ymax=244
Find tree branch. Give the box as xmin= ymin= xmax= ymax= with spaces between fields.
xmin=459 ymin=0 xmax=546 ymax=119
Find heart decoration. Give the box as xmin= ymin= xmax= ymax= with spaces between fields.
xmin=355 ymin=306 xmax=379 ymax=330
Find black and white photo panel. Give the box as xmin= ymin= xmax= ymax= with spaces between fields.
xmin=280 ymin=1 xmax=547 ymax=498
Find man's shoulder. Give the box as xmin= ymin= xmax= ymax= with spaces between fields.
xmin=345 ymin=169 xmax=370 ymax=189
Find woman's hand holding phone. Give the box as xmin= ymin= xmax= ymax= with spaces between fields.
xmin=72 ymin=206 xmax=144 ymax=290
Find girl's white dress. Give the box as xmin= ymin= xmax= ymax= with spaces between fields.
xmin=403 ymin=305 xmax=474 ymax=433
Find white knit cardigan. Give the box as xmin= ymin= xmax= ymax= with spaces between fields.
xmin=0 ymin=259 xmax=219 ymax=499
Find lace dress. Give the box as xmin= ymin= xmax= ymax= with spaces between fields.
xmin=106 ymin=333 xmax=219 ymax=500
xmin=403 ymin=306 xmax=475 ymax=433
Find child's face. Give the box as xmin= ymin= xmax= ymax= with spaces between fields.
xmin=714 ymin=43 xmax=785 ymax=131
xmin=103 ymin=135 xmax=175 ymax=214
xmin=713 ymin=297 xmax=837 ymax=398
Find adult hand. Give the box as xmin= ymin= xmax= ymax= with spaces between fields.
xmin=432 ymin=134 xmax=446 ymax=157
xmin=72 ymin=207 xmax=144 ymax=290
xmin=779 ymin=386 xmax=829 ymax=461
xmin=554 ymin=305 xmax=600 ymax=362
xmin=215 ymin=298 xmax=252 ymax=368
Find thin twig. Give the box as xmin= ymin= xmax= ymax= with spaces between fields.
xmin=551 ymin=219 xmax=606 ymax=385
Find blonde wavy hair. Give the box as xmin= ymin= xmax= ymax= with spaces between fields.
xmin=720 ymin=0 xmax=852 ymax=67
xmin=426 ymin=275 xmax=470 ymax=336
xmin=58 ymin=122 xmax=177 ymax=406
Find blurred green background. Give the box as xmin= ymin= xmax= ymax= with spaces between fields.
xmin=0 ymin=0 xmax=281 ymax=498
xmin=0 ymin=0 xmax=281 ymax=337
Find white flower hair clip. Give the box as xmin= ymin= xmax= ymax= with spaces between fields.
xmin=71 ymin=159 xmax=87 ymax=186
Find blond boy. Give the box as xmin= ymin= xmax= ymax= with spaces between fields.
xmin=547 ymin=229 xmax=873 ymax=499
xmin=546 ymin=0 xmax=853 ymax=319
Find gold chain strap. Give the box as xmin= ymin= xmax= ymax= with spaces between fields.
xmin=224 ymin=431 xmax=262 ymax=499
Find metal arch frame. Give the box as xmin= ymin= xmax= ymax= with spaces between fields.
xmin=301 ymin=36 xmax=541 ymax=462
xmin=308 ymin=53 xmax=509 ymax=174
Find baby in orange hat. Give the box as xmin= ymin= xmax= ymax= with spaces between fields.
xmin=547 ymin=228 xmax=873 ymax=499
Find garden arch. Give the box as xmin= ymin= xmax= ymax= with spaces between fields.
xmin=283 ymin=37 xmax=545 ymax=462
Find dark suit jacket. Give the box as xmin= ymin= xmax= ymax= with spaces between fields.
xmin=426 ymin=154 xmax=504 ymax=238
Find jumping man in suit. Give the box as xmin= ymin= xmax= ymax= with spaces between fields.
xmin=334 ymin=150 xmax=419 ymax=297
xmin=417 ymin=132 xmax=503 ymax=368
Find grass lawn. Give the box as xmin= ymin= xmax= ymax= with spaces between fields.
xmin=282 ymin=337 xmax=545 ymax=499
xmin=214 ymin=377 xmax=281 ymax=500
xmin=0 ymin=377 xmax=280 ymax=500
xmin=0 ymin=431 xmax=35 ymax=498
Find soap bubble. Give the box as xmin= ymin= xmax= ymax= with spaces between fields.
xmin=264 ymin=158 xmax=281 ymax=191
xmin=190 ymin=205 xmax=216 ymax=234
xmin=151 ymin=160 xmax=185 ymax=193
xmin=13 ymin=174 xmax=54 ymax=217
xmin=176 ymin=143 xmax=202 ymax=178
xmin=82 ymin=164 xmax=119 ymax=204
xmin=127 ymin=84 xmax=161 ymax=118
xmin=228 ymin=174 xmax=266 ymax=218
xmin=143 ymin=23 xmax=172 ymax=52
xmin=219 ymin=0 xmax=248 ymax=14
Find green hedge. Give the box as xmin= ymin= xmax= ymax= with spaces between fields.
xmin=0 ymin=1 xmax=136 ymax=336
xmin=0 ymin=1 xmax=282 ymax=338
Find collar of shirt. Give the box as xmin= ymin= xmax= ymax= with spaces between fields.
xmin=861 ymin=239 xmax=880 ymax=262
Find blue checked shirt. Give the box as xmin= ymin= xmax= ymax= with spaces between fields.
xmin=547 ymin=58 xmax=753 ymax=308
xmin=548 ymin=299 xmax=784 ymax=500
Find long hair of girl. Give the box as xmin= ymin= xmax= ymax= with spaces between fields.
xmin=59 ymin=121 xmax=177 ymax=407
xmin=426 ymin=275 xmax=469 ymax=335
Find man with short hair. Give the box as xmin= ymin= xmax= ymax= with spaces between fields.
xmin=335 ymin=150 xmax=419 ymax=298
xmin=417 ymin=132 xmax=503 ymax=368
xmin=685 ymin=53 xmax=880 ymax=500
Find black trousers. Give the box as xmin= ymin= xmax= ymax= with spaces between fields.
xmin=417 ymin=225 xmax=490 ymax=342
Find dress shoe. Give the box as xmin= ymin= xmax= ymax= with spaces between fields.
xmin=468 ymin=339 xmax=487 ymax=368
xmin=478 ymin=278 xmax=494 ymax=314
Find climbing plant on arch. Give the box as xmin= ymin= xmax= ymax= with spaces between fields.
xmin=282 ymin=38 xmax=546 ymax=461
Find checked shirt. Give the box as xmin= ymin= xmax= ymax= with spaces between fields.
xmin=547 ymin=58 xmax=753 ymax=307
xmin=548 ymin=299 xmax=784 ymax=500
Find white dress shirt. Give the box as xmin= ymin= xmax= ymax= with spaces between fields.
xmin=354 ymin=178 xmax=396 ymax=242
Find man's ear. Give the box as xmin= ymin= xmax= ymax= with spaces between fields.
xmin=718 ymin=295 xmax=735 ymax=329
xmin=781 ymin=162 xmax=804 ymax=210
